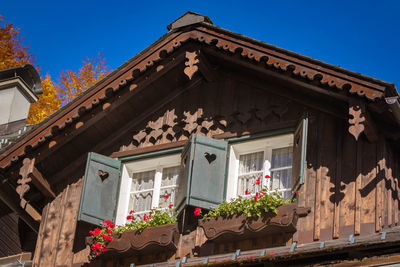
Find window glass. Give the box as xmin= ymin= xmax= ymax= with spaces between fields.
xmin=129 ymin=170 xmax=155 ymax=215
xmin=159 ymin=166 xmax=180 ymax=209
xmin=237 ymin=151 xmax=264 ymax=195
xmin=128 ymin=166 xmax=180 ymax=217
xmin=271 ymin=147 xmax=293 ymax=199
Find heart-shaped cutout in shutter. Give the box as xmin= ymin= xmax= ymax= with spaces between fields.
xmin=98 ymin=170 xmax=109 ymax=182
xmin=204 ymin=152 xmax=216 ymax=164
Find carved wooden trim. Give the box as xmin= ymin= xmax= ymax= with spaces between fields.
xmin=0 ymin=26 xmax=387 ymax=169
xmin=17 ymin=157 xmax=55 ymax=199
xmin=17 ymin=158 xmax=33 ymax=199
xmin=184 ymin=51 xmax=199 ymax=80
xmin=88 ymin=223 xmax=179 ymax=258
xmin=348 ymin=100 xmax=378 ymax=142
xmin=124 ymin=102 xmax=291 ymax=150
xmin=198 ymin=203 xmax=309 ymax=242
xmin=349 ymin=105 xmax=365 ymax=141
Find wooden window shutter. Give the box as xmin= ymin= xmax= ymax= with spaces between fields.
xmin=78 ymin=152 xmax=122 ymax=226
xmin=175 ymin=135 xmax=228 ymax=214
xmin=292 ymin=114 xmax=308 ymax=192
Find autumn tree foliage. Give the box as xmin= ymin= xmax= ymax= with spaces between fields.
xmin=0 ymin=15 xmax=33 ymax=70
xmin=58 ymin=54 xmax=109 ymax=106
xmin=0 ymin=15 xmax=110 ymax=124
xmin=27 ymin=75 xmax=60 ymax=124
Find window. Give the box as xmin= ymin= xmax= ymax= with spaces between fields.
xmin=226 ymin=134 xmax=293 ymax=201
xmin=115 ymin=154 xmax=180 ymax=225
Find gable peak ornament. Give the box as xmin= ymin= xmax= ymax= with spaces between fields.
xmin=184 ymin=51 xmax=199 ymax=80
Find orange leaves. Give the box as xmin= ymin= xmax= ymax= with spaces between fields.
xmin=26 ymin=75 xmax=60 ymax=124
xmin=0 ymin=16 xmax=33 ymax=70
xmin=1 ymin=15 xmax=111 ymax=124
xmin=57 ymin=53 xmax=110 ymax=106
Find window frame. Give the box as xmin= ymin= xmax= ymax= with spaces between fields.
xmin=115 ymin=147 xmax=183 ymax=225
xmin=225 ymin=133 xmax=294 ymax=201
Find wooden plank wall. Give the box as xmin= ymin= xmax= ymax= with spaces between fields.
xmin=33 ymin=179 xmax=83 ymax=267
xmin=0 ymin=201 xmax=22 ymax=257
xmin=297 ymin=113 xmax=400 ymax=244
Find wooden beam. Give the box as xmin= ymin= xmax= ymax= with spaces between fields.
xmin=0 ymin=180 xmax=39 ymax=232
xmin=19 ymin=158 xmax=55 ymax=198
xmin=110 ymin=140 xmax=187 ymax=159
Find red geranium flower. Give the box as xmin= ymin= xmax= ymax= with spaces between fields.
xmin=169 ymin=204 xmax=173 ymax=208
xmin=102 ymin=220 xmax=115 ymax=228
xmin=245 ymin=189 xmax=250 ymax=195
xmin=265 ymin=174 xmax=271 ymax=179
xmin=99 ymin=246 xmax=107 ymax=253
xmin=194 ymin=207 xmax=201 ymax=216
xmin=89 ymin=228 xmax=101 ymax=236
xmin=255 ymin=179 xmax=260 ymax=185
xmin=101 ymin=234 xmax=112 ymax=242
xmin=254 ymin=196 xmax=259 ymax=202
xmin=143 ymin=214 xmax=147 ymax=222
xmin=163 ymin=194 xmax=169 ymax=200
xmin=107 ymin=228 xmax=113 ymax=234
xmin=126 ymin=215 xmax=134 ymax=220
xmin=91 ymin=242 xmax=101 ymax=251
xmin=129 ymin=210 xmax=134 ymax=214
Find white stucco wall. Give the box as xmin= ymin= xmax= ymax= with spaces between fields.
xmin=0 ymin=86 xmax=31 ymax=125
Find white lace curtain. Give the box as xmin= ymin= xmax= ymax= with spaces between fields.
xmin=237 ymin=151 xmax=264 ymax=195
xmin=129 ymin=166 xmax=180 ymax=215
xmin=237 ymin=147 xmax=293 ymax=199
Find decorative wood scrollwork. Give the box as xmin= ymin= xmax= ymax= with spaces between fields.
xmin=17 ymin=158 xmax=33 ymax=199
xmin=184 ymin=51 xmax=199 ymax=80
xmin=125 ymin=100 xmax=292 ymax=150
xmin=348 ymin=105 xmax=365 ymax=141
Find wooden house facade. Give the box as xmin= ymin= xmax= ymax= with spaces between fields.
xmin=0 ymin=12 xmax=400 ymax=266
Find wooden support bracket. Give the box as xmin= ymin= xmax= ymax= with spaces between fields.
xmin=18 ymin=158 xmax=55 ymax=199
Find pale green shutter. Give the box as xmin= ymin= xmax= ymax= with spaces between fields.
xmin=292 ymin=114 xmax=308 ymax=191
xmin=176 ymin=135 xmax=228 ymax=214
xmin=78 ymin=152 xmax=122 ymax=226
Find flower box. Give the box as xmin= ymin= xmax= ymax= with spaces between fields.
xmin=88 ymin=223 xmax=180 ymax=257
xmin=199 ymin=203 xmax=310 ymax=242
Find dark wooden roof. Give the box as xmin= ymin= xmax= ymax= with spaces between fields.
xmin=0 ymin=12 xmax=397 ymax=170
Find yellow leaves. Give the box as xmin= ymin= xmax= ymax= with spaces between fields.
xmin=1 ymin=15 xmax=111 ymax=124
xmin=26 ymin=75 xmax=60 ymax=124
xmin=0 ymin=17 xmax=33 ymax=70
xmin=58 ymin=53 xmax=110 ymax=106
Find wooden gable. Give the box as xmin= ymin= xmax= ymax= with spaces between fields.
xmin=0 ymin=11 xmax=399 ymax=267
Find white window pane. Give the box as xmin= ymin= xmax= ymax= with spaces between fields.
xmin=129 ymin=191 xmax=153 ymax=213
xmin=271 ymin=168 xmax=292 ymax=190
xmin=238 ymin=172 xmax=263 ymax=196
xmin=239 ymin=151 xmax=264 ymax=174
xmin=271 ymin=147 xmax=293 ymax=169
xmin=159 ymin=187 xmax=177 ymax=208
xmin=161 ymin=166 xmax=180 ymax=187
xmin=131 ymin=170 xmax=155 ymax=192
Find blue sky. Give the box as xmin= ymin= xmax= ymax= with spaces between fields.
xmin=2 ymin=0 xmax=399 ymax=90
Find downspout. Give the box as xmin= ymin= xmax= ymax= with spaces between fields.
xmin=385 ymin=96 xmax=400 ymax=126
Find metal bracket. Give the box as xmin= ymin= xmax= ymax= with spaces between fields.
xmin=349 ymin=234 xmax=355 ymax=244
xmin=381 ymin=232 xmax=387 ymax=240
xmin=289 ymin=241 xmax=297 ymax=252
